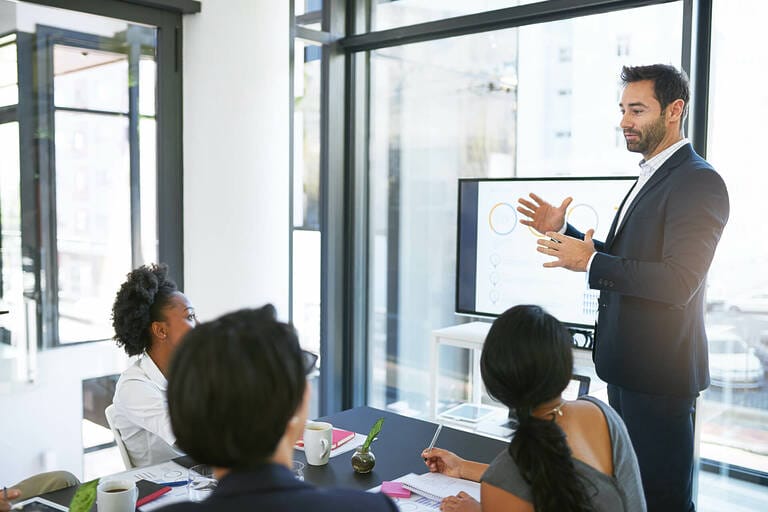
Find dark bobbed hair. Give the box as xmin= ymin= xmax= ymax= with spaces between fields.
xmin=111 ymin=263 xmax=178 ymax=356
xmin=621 ymin=64 xmax=690 ymax=120
xmin=480 ymin=305 xmax=593 ymax=512
xmin=167 ymin=305 xmax=307 ymax=470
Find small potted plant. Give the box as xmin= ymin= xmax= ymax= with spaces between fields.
xmin=68 ymin=479 xmax=98 ymax=512
xmin=351 ymin=417 xmax=384 ymax=474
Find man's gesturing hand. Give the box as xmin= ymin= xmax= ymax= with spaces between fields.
xmin=537 ymin=229 xmax=596 ymax=272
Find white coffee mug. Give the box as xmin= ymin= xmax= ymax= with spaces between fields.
xmin=97 ymin=479 xmax=138 ymax=512
xmin=304 ymin=421 xmax=333 ymax=466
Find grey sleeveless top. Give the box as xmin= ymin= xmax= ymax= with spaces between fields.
xmin=481 ymin=396 xmax=646 ymax=512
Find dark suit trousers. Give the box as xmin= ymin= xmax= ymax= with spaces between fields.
xmin=608 ymin=384 xmax=696 ymax=512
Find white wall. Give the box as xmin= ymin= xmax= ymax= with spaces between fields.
xmin=183 ymin=0 xmax=290 ymax=321
xmin=0 ymin=342 xmax=129 ymax=485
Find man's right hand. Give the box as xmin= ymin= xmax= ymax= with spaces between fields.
xmin=517 ymin=193 xmax=572 ymax=234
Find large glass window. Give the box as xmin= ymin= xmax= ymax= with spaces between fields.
xmin=367 ymin=2 xmax=682 ymax=415
xmin=0 ymin=34 xmax=18 ymax=106
xmin=53 ymin=110 xmax=132 ymax=343
xmin=292 ymin=38 xmax=321 ymax=357
xmin=48 ymin=30 xmax=158 ymax=345
xmin=292 ymin=0 xmax=323 ymax=416
xmin=701 ymin=0 xmax=768 ymax=477
xmin=0 ymin=1 xmax=161 ymax=352
xmin=0 ymin=121 xmax=25 ymax=382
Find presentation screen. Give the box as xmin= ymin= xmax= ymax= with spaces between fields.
xmin=456 ymin=177 xmax=634 ymax=327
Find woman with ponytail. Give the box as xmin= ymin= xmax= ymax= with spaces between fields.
xmin=111 ymin=263 xmax=199 ymax=467
xmin=422 ymin=305 xmax=645 ymax=512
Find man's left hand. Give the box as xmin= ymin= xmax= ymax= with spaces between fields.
xmin=537 ymin=229 xmax=596 ymax=272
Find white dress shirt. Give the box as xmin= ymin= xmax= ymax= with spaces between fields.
xmin=584 ymin=138 xmax=690 ymax=274
xmin=112 ymin=355 xmax=182 ymax=467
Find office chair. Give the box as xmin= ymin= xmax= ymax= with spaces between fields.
xmin=104 ymin=404 xmax=134 ymax=469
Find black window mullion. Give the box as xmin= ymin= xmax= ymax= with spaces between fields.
xmin=34 ymin=28 xmax=59 ymax=349
xmin=318 ymin=0 xmax=350 ymax=415
xmin=346 ymin=0 xmax=680 ymax=52
xmin=127 ymin=27 xmax=142 ymax=268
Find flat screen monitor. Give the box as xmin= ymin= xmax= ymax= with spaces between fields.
xmin=456 ymin=177 xmax=634 ymax=327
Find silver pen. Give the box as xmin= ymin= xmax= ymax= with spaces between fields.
xmin=423 ymin=423 xmax=443 ymax=460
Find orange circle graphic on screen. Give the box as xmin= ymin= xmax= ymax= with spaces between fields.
xmin=528 ymin=225 xmax=546 ymax=238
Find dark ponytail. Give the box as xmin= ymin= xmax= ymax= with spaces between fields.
xmin=480 ymin=305 xmax=594 ymax=512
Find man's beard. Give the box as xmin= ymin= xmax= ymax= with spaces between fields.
xmin=625 ymin=114 xmax=666 ymax=156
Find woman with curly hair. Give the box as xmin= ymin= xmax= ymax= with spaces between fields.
xmin=110 ymin=263 xmax=198 ymax=467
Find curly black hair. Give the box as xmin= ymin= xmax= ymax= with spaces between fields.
xmin=112 ymin=263 xmax=178 ymax=356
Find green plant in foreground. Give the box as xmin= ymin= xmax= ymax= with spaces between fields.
xmin=361 ymin=417 xmax=384 ymax=452
xmin=69 ymin=478 xmax=98 ymax=512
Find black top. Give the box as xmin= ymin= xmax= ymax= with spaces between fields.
xmin=157 ymin=463 xmax=398 ymax=512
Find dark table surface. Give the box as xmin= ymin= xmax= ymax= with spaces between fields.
xmin=296 ymin=406 xmax=507 ymax=490
xmin=40 ymin=406 xmax=508 ymax=508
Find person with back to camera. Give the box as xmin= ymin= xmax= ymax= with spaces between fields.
xmin=422 ymin=305 xmax=645 ymax=512
xmin=156 ymin=305 xmax=397 ymax=512
xmin=111 ymin=263 xmax=198 ymax=467
xmin=1 ymin=472 xmax=79 ymax=511
xmin=516 ymin=64 xmax=729 ymax=512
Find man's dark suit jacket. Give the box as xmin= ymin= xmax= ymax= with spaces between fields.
xmin=566 ymin=143 xmax=729 ymax=397
xmin=158 ymin=463 xmax=398 ymax=512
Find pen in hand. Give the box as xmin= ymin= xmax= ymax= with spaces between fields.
xmin=423 ymin=423 xmax=443 ymax=461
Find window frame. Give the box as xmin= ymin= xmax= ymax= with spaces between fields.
xmin=292 ymin=0 xmax=765 ymax=492
xmin=9 ymin=0 xmax=187 ymax=349
xmin=33 ymin=24 xmax=156 ymax=346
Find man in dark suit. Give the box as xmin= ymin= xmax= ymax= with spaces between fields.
xmin=158 ymin=306 xmax=397 ymax=512
xmin=517 ymin=64 xmax=729 ymax=512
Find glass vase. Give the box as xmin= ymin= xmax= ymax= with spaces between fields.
xmin=351 ymin=447 xmax=376 ymax=473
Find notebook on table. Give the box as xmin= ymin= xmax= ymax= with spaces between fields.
xmin=399 ymin=472 xmax=481 ymax=502
xmin=295 ymin=427 xmax=356 ymax=450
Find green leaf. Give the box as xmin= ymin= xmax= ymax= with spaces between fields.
xmin=68 ymin=478 xmax=98 ymax=512
xmin=361 ymin=417 xmax=384 ymax=451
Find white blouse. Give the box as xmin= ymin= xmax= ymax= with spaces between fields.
xmin=112 ymin=355 xmax=182 ymax=467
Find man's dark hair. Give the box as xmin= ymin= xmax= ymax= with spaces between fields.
xmin=621 ymin=64 xmax=690 ymax=120
xmin=167 ymin=305 xmax=307 ymax=470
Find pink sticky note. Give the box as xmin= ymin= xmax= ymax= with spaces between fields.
xmin=381 ymin=481 xmax=411 ymax=498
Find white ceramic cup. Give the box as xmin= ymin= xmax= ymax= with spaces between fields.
xmin=96 ymin=479 xmax=138 ymax=512
xmin=304 ymin=421 xmax=333 ymax=466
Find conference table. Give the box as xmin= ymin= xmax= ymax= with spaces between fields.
xmin=295 ymin=406 xmax=506 ymax=490
xmin=41 ymin=406 xmax=508 ymax=509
